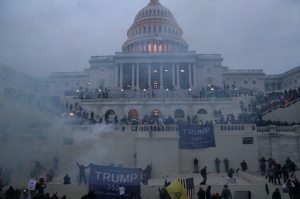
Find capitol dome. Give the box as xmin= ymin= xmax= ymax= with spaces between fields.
xmin=122 ymin=0 xmax=189 ymax=53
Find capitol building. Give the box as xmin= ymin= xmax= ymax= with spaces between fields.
xmin=0 ymin=0 xmax=300 ymax=199
xmin=47 ymin=0 xmax=299 ymax=97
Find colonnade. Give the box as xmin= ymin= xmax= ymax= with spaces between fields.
xmin=114 ymin=62 xmax=196 ymax=90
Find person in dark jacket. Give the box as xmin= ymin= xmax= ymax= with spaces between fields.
xmin=197 ymin=187 xmax=205 ymax=199
xmin=223 ymin=158 xmax=229 ymax=173
xmin=76 ymin=162 xmax=90 ymax=185
xmin=5 ymin=186 xmax=14 ymax=199
xmin=272 ymin=188 xmax=281 ymax=199
xmin=37 ymin=182 xmax=47 ymax=196
xmin=206 ymin=185 xmax=212 ymax=199
xmin=63 ymin=174 xmax=71 ymax=184
xmin=274 ymin=167 xmax=281 ymax=185
xmin=194 ymin=158 xmax=199 ymax=173
xmin=240 ymin=160 xmax=248 ymax=172
xmin=215 ymin=158 xmax=221 ymax=173
xmin=259 ymin=157 xmax=267 ymax=175
xmin=282 ymin=165 xmax=289 ymax=182
xmin=227 ymin=168 xmax=235 ymax=178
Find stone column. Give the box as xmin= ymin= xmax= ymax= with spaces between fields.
xmin=132 ymin=64 xmax=135 ymax=89
xmin=114 ymin=64 xmax=118 ymax=88
xmin=148 ymin=63 xmax=151 ymax=89
xmin=172 ymin=63 xmax=175 ymax=86
xmin=188 ymin=63 xmax=192 ymax=88
xmin=120 ymin=64 xmax=123 ymax=89
xmin=193 ymin=63 xmax=197 ymax=88
xmin=160 ymin=63 xmax=163 ymax=89
xmin=176 ymin=63 xmax=180 ymax=89
xmin=137 ymin=63 xmax=140 ymax=89
xmin=151 ymin=41 xmax=153 ymax=53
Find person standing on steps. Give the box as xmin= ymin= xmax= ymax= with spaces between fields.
xmin=76 ymin=162 xmax=90 ymax=185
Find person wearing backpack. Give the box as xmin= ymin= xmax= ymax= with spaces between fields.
xmin=200 ymin=166 xmax=211 ymax=185
xmin=221 ymin=185 xmax=232 ymax=199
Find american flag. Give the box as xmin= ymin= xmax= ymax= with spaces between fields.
xmin=179 ymin=177 xmax=194 ymax=199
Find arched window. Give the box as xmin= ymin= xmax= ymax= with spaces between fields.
xmin=105 ymin=109 xmax=116 ymax=120
xmin=151 ymin=109 xmax=161 ymax=117
xmin=197 ymin=109 xmax=207 ymax=114
xmin=128 ymin=109 xmax=138 ymax=119
xmin=174 ymin=109 xmax=185 ymax=118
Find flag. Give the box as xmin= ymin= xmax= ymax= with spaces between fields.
xmin=166 ymin=180 xmax=189 ymax=199
xmin=155 ymin=34 xmax=163 ymax=41
xmin=179 ymin=177 xmax=194 ymax=199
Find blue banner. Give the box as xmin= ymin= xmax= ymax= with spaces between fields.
xmin=178 ymin=124 xmax=216 ymax=149
xmin=89 ymin=164 xmax=141 ymax=199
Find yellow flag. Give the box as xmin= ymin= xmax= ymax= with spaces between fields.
xmin=166 ymin=180 xmax=189 ymax=199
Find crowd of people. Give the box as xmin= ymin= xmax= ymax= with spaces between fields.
xmin=260 ymin=157 xmax=300 ymax=199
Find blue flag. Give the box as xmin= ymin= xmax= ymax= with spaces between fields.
xmin=89 ymin=164 xmax=141 ymax=199
xmin=178 ymin=124 xmax=216 ymax=149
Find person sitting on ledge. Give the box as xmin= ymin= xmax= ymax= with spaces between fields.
xmin=63 ymin=174 xmax=71 ymax=184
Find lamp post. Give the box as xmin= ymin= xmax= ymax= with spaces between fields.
xmin=99 ymin=89 xmax=102 ymax=98
xmin=211 ymin=88 xmax=214 ymax=97
xmin=234 ymin=88 xmax=237 ymax=97
xmin=121 ymin=89 xmax=124 ymax=98
xmin=166 ymin=88 xmax=168 ymax=98
xmin=188 ymin=88 xmax=191 ymax=97
xmin=143 ymin=89 xmax=146 ymax=98
xmin=76 ymin=89 xmax=79 ymax=98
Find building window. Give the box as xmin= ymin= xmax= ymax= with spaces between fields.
xmin=154 ymin=26 xmax=156 ymax=32
xmin=244 ymin=81 xmax=247 ymax=84
xmin=63 ymin=138 xmax=73 ymax=145
xmin=101 ymin=70 xmax=105 ymax=74
xmin=164 ymin=27 xmax=166 ymax=33
xmin=243 ymin=137 xmax=253 ymax=144
xmin=253 ymin=81 xmax=256 ymax=84
xmin=139 ymin=28 xmax=141 ymax=34
xmin=148 ymin=26 xmax=151 ymax=33
xmin=197 ymin=109 xmax=207 ymax=114
xmin=159 ymin=26 xmax=161 ymax=33
xmin=174 ymin=109 xmax=185 ymax=118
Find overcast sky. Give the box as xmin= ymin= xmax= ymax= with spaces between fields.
xmin=0 ymin=0 xmax=299 ymax=78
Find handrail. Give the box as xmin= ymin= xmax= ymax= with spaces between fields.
xmin=251 ymin=98 xmax=300 ymax=120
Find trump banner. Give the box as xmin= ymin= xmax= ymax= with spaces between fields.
xmin=89 ymin=164 xmax=141 ymax=199
xmin=178 ymin=124 xmax=216 ymax=149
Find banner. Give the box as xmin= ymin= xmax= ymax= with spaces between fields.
xmin=27 ymin=179 xmax=37 ymax=190
xmin=178 ymin=124 xmax=216 ymax=149
xmin=89 ymin=164 xmax=141 ymax=199
xmin=166 ymin=180 xmax=189 ymax=199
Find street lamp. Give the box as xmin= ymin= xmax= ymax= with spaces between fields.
xmin=76 ymin=89 xmax=79 ymax=98
xmin=188 ymin=88 xmax=191 ymax=97
xmin=143 ymin=89 xmax=146 ymax=98
xmin=166 ymin=88 xmax=168 ymax=98
xmin=121 ymin=89 xmax=124 ymax=98
xmin=211 ymin=88 xmax=214 ymax=97
xmin=98 ymin=89 xmax=101 ymax=98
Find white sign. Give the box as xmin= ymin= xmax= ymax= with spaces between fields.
xmin=27 ymin=179 xmax=37 ymax=191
